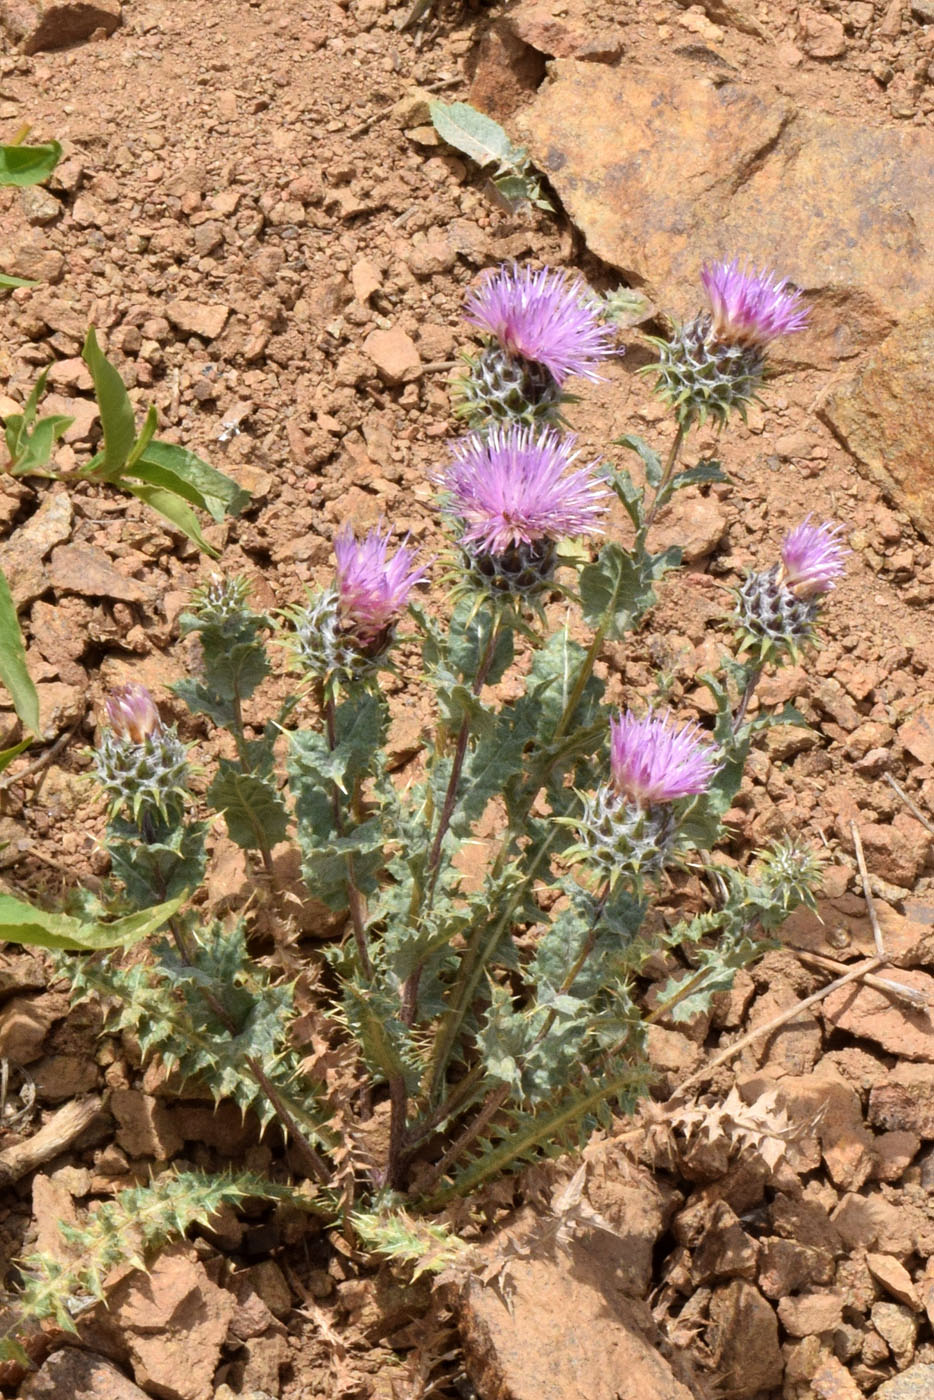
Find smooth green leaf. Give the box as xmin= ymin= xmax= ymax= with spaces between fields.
xmin=0 ymin=736 xmax=31 ymax=772
xmin=207 ymin=762 xmax=289 ymax=850
xmin=0 ymin=140 xmax=61 ymax=187
xmin=130 ymin=438 xmax=250 ymax=520
xmin=0 ymin=272 xmax=37 ymax=289
xmin=81 ymin=327 xmax=136 ymax=478
xmin=126 ymin=403 xmax=158 ymax=471
xmin=5 ymin=411 xmax=73 ymax=475
xmin=122 ymin=480 xmax=219 ymax=557
xmin=0 ymin=893 xmax=182 ymax=951
xmin=429 ymin=101 xmax=522 ymax=173
xmin=0 ymin=569 xmax=39 ymax=733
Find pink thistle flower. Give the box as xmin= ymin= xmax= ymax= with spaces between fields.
xmin=779 ymin=516 xmax=847 ymax=598
xmin=464 ymin=263 xmax=615 ymax=385
xmin=700 ymin=258 xmax=809 ymax=350
xmin=438 ymin=424 xmax=609 ymax=555
xmin=609 ymin=710 xmax=719 ymax=808
xmin=334 ymin=524 xmax=426 ymax=645
xmin=104 ymin=683 xmax=163 ymax=743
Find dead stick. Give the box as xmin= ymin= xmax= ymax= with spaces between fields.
xmin=850 ymin=820 xmax=885 ymax=957
xmin=884 ymin=771 xmax=934 ymax=840
xmin=793 ymin=948 xmax=928 ymax=1007
xmin=672 ymin=956 xmax=888 ymax=1097
xmin=0 ymin=1095 xmax=102 ymax=1186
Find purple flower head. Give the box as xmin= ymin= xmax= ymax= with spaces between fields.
xmin=334 ymin=523 xmax=426 ymax=645
xmin=609 ymin=710 xmax=719 ymax=808
xmin=464 ymin=263 xmax=615 ymax=385
xmin=438 ymin=424 xmax=609 ymax=555
xmin=105 ymin=683 xmax=162 ymax=744
xmin=700 ymin=259 xmax=809 ymax=350
xmin=779 ymin=516 xmax=847 ymax=598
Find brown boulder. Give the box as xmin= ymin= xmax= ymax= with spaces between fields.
xmin=19 ymin=1349 xmax=148 ymax=1399
xmin=520 ymin=63 xmax=934 ymax=361
xmin=821 ymin=309 xmax=934 ymax=541
xmin=0 ymin=0 xmax=120 ymax=53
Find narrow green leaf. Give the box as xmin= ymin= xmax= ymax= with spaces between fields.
xmin=0 ymin=272 xmax=37 ymax=288
xmin=0 ymin=737 xmax=32 ymax=772
xmin=5 ymin=412 xmax=73 ymax=476
xmin=126 ymin=403 xmax=158 ymax=471
xmin=81 ymin=327 xmax=136 ymax=478
xmin=122 ymin=480 xmax=219 ymax=557
xmin=0 ymin=569 xmax=39 ymax=733
xmin=0 ymin=893 xmax=183 ymax=951
xmin=0 ymin=140 xmax=62 ymax=187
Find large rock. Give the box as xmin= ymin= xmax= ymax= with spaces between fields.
xmin=0 ymin=0 xmax=121 ymax=53
xmin=519 ymin=63 xmax=934 ymax=361
xmin=19 ymin=1349 xmax=148 ymax=1399
xmin=820 ymin=308 xmax=934 ymax=540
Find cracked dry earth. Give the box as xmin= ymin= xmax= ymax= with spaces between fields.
xmin=3 ymin=0 xmax=934 ymax=1398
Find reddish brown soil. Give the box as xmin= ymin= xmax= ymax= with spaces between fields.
xmin=1 ymin=1 xmax=934 ymax=1398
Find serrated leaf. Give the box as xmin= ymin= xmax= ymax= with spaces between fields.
xmin=0 ymin=893 xmax=182 ymax=951
xmin=579 ymin=542 xmax=653 ymax=639
xmin=208 ymin=762 xmax=289 ymax=850
xmin=0 ymin=140 xmax=61 ymax=186
xmin=82 ymin=327 xmax=136 ymax=478
xmin=671 ymin=458 xmax=728 ymax=491
xmin=615 ymin=433 xmax=662 ymax=489
xmin=0 ymin=568 xmax=39 ymax=733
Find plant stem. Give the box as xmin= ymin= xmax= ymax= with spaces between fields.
xmin=732 ymin=667 xmax=762 ymax=735
xmin=642 ymin=422 xmax=685 ymax=532
xmin=230 ymin=690 xmax=277 ymax=882
xmin=401 ymin=614 xmax=502 ymax=1026
xmin=417 ymin=1084 xmax=511 ymax=1199
xmin=551 ymin=622 xmax=606 ymax=746
xmin=386 ymin=1074 xmax=409 ymax=1190
xmin=324 ymin=694 xmax=372 ymax=978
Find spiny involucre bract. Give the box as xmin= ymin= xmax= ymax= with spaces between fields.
xmin=647 ymin=257 xmax=808 ymax=428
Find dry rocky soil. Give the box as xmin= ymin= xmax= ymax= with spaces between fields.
xmin=2 ymin=0 xmax=934 ymax=1397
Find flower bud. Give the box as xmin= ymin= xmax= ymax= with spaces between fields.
xmin=104 ymin=684 xmax=162 ymax=744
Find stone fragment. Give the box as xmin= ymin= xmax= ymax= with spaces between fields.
xmin=777 ymin=1289 xmax=844 ymax=1337
xmin=772 ymin=1073 xmax=874 ymax=1190
xmin=868 ymin=1253 xmax=921 ymax=1310
xmin=869 ymin=1062 xmax=934 ymax=1137
xmin=0 ymin=488 xmax=72 ymax=608
xmin=877 ymin=1366 xmax=934 ymax=1399
xmin=822 ymin=969 xmax=934 ymax=1062
xmin=48 ymin=543 xmax=149 ymax=604
xmin=363 ymin=325 xmax=421 ymax=384
xmin=912 ymin=0 xmax=934 ymax=20
xmin=798 ymin=8 xmax=847 ymax=56
xmin=34 ymin=679 xmax=83 ymax=738
xmin=468 ymin=17 xmax=547 ymax=121
xmin=873 ymin=1130 xmax=920 ymax=1182
xmin=707 ymin=1280 xmax=783 ymax=1396
xmin=872 ymin=1300 xmax=919 ymax=1363
xmin=691 ymin=1201 xmax=758 ymax=1283
xmin=109 ymin=1245 xmax=236 ymax=1400
xmin=110 ymin=1089 xmax=183 ymax=1160
xmin=822 ymin=310 xmax=934 ymax=541
xmin=350 ymin=257 xmax=381 ymax=303
xmin=168 ymin=1100 xmax=257 ymax=1154
xmin=901 ymin=707 xmax=934 ymax=765
xmin=19 ymin=1349 xmax=148 ymax=1400
xmin=811 ymin=1355 xmax=864 ymax=1400
xmin=653 ymin=491 xmax=728 ymax=563
xmin=31 ymin=1052 xmax=98 ymax=1100
xmin=505 ymin=1 xmax=624 ymax=61
xmin=46 ymin=356 xmax=93 ymax=392
xmin=758 ymin=1238 xmax=834 ymax=1299
xmin=166 ymin=299 xmax=229 ymax=341
xmin=0 ymin=991 xmax=68 ymax=1064
xmin=455 ymin=1253 xmax=695 ymax=1400
xmin=520 ymin=64 xmax=934 ymax=362
xmin=0 ymin=0 xmax=121 ymax=54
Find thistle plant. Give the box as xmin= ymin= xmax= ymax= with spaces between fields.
xmin=456 ymin=263 xmax=616 ymax=429
xmin=642 ymin=258 xmax=809 ymax=528
xmin=2 ymin=258 xmax=846 ymax=1356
